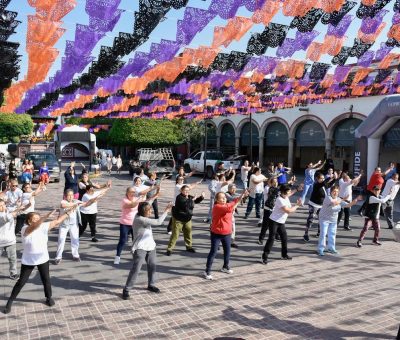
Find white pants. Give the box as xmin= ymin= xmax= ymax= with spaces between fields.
xmin=56 ymin=224 xmax=80 ymax=259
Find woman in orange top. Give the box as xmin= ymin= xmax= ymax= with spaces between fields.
xmin=203 ymin=190 xmax=248 ymax=280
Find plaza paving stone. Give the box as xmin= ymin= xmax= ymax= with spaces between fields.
xmin=0 ymin=171 xmax=399 ymax=339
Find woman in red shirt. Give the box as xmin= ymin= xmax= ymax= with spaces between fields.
xmin=203 ymin=190 xmax=248 ymax=280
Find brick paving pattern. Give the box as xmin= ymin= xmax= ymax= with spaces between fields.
xmin=1 ymin=172 xmax=399 ymax=339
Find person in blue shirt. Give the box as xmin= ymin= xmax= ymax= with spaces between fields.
xmin=384 ymin=162 xmax=397 ymax=182
xmin=276 ymin=162 xmax=291 ymax=185
xmin=301 ymin=160 xmax=325 ymax=204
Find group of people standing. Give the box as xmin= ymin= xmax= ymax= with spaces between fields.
xmin=1 ymin=158 xmax=399 ymax=313
xmin=0 ymin=161 xmax=112 ymax=314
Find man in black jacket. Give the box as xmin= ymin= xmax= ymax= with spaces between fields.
xmin=166 ymin=185 xmax=204 ymax=256
xmin=303 ymin=171 xmax=337 ymax=242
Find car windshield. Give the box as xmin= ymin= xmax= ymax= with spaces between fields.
xmin=26 ymin=154 xmax=57 ymax=164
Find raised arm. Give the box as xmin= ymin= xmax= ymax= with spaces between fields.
xmin=32 ymin=182 xmax=45 ymax=197
xmin=49 ymin=208 xmax=75 ymax=229
xmin=24 ymin=209 xmax=57 ymax=236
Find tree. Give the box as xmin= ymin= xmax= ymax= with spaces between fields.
xmin=108 ymin=118 xmax=183 ymax=146
xmin=0 ymin=114 xmax=34 ymax=143
xmin=173 ymin=119 xmax=204 ymax=154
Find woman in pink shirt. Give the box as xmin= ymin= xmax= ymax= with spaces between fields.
xmin=114 ymin=187 xmax=145 ymax=265
xmin=203 ymin=189 xmax=248 ymax=280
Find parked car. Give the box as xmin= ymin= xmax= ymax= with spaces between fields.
xmin=24 ymin=152 xmax=61 ymax=183
xmin=184 ymin=150 xmax=241 ymax=178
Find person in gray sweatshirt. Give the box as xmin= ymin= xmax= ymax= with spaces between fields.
xmin=122 ymin=201 xmax=173 ymax=300
xmin=0 ymin=196 xmax=32 ymax=280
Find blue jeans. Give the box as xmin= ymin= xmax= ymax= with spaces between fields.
xmin=116 ymin=224 xmax=133 ymax=256
xmin=245 ymin=193 xmax=263 ymax=218
xmin=205 ymin=233 xmax=231 ymax=274
xmin=301 ymin=183 xmax=313 ymax=203
xmin=318 ymin=220 xmax=337 ymax=253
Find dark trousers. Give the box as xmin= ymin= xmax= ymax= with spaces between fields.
xmin=263 ymin=219 xmax=288 ymax=257
xmin=15 ymin=214 xmax=27 ymax=234
xmin=259 ymin=209 xmax=272 ymax=241
xmin=79 ymin=213 xmax=97 ymax=237
xmin=8 ymin=261 xmax=52 ymax=302
xmin=337 ymin=207 xmax=350 ymax=228
xmin=245 ymin=193 xmax=263 ymax=218
xmin=116 ymin=224 xmax=133 ymax=256
xmin=383 ymin=200 xmax=394 ymax=229
xmin=152 ymin=199 xmax=159 ymax=219
xmin=305 ymin=205 xmax=320 ymax=235
xmin=205 ymin=233 xmax=231 ymax=275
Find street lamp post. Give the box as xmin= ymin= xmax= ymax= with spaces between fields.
xmin=203 ymin=119 xmax=209 ymax=179
xmin=249 ymin=110 xmax=253 ymax=163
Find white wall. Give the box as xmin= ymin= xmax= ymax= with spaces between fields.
xmin=213 ymin=95 xmax=386 ymax=132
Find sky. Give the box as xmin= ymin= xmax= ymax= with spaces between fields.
xmin=6 ymin=0 xmax=400 ymax=85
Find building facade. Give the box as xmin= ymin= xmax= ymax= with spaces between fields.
xmin=210 ymin=95 xmax=399 ymax=175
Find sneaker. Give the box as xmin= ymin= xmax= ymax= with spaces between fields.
xmin=257 ymin=223 xmax=262 ymax=228
xmin=243 ymin=215 xmax=248 ymax=220
xmin=372 ymin=240 xmax=382 ymax=246
xmin=203 ymin=218 xmax=210 ymax=223
xmin=166 ymin=250 xmax=172 ymax=256
xmin=231 ymin=243 xmax=239 ymax=248
xmin=261 ymin=253 xmax=268 ymax=265
xmin=256 ymin=215 xmax=261 ymax=219
xmin=9 ymin=274 xmax=19 ymax=281
xmin=358 ymin=210 xmax=364 ymax=217
xmin=147 ymin=286 xmax=160 ymax=293
xmin=53 ymin=259 xmax=61 ymax=265
xmin=327 ymin=249 xmax=338 ymax=254
xmin=257 ymin=239 xmax=263 ymax=245
xmin=356 ymin=240 xmax=362 ymax=248
xmin=314 ymin=233 xmax=320 ymax=238
xmin=91 ymin=237 xmax=98 ymax=242
xmin=167 ymin=231 xmax=172 ymax=235
xmin=122 ymin=290 xmax=130 ymax=300
xmin=221 ymin=267 xmax=233 ymax=274
xmin=303 ymin=234 xmax=309 ymax=242
xmin=275 ymin=235 xmax=281 ymax=242
xmin=186 ymin=247 xmax=196 ymax=253
xmin=343 ymin=226 xmax=351 ymax=231
xmin=317 ymin=251 xmax=324 ymax=256
xmin=203 ymin=271 xmax=213 ymax=280
xmin=45 ymin=298 xmax=55 ymax=307
xmin=281 ymin=255 xmax=292 ymax=260
xmin=114 ymin=256 xmax=120 ymax=265
xmin=72 ymin=257 xmax=81 ymax=262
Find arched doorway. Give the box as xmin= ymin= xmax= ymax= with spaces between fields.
xmin=61 ymin=143 xmax=90 ymax=160
xmin=294 ymin=120 xmax=325 ymax=169
xmin=264 ymin=121 xmax=288 ymax=165
xmin=380 ymin=120 xmax=400 ymax=169
xmin=332 ymin=118 xmax=362 ymax=171
xmin=220 ymin=123 xmax=236 ymax=155
xmin=240 ymin=122 xmax=259 ymax=162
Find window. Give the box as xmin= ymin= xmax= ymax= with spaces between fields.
xmin=193 ymin=153 xmax=201 ymax=160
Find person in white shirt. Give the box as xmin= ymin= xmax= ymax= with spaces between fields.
xmin=337 ymin=171 xmax=362 ymax=231
xmin=132 ymin=177 xmax=154 ymax=198
xmin=133 ymin=168 xmax=149 ymax=184
xmin=15 ymin=182 xmax=45 ymax=234
xmin=356 ymin=185 xmax=392 ymax=248
xmin=5 ymin=179 xmax=23 ymax=213
xmin=116 ymin=155 xmax=123 ymax=174
xmin=317 ymin=185 xmax=360 ymax=256
xmin=205 ymin=173 xmax=233 ymax=223
xmin=3 ymin=208 xmax=73 ymax=314
xmin=106 ymin=155 xmax=113 ymax=175
xmin=240 ymin=160 xmax=251 ymax=189
xmin=55 ymin=189 xmax=99 ymax=264
xmin=381 ymin=173 xmax=399 ymax=229
xmin=245 ymin=167 xmax=268 ymax=219
xmin=0 ymin=197 xmax=32 ymax=281
xmin=122 ymin=201 xmax=173 ymax=300
xmin=261 ymin=184 xmax=302 ymax=265
xmin=79 ymin=183 xmax=111 ymax=242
